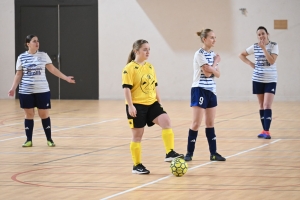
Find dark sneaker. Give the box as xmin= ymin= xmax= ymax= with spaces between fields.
xmin=184 ymin=152 xmax=193 ymax=162
xmin=165 ymin=149 xmax=184 ymax=162
xmin=47 ymin=139 xmax=56 ymax=147
xmin=22 ymin=140 xmax=32 ymax=147
xmin=210 ymin=152 xmax=226 ymax=161
xmin=132 ymin=163 xmax=150 ymax=174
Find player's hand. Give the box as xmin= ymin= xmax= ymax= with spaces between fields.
xmin=202 ymin=64 xmax=213 ymax=77
xmin=128 ymin=105 xmax=137 ymax=117
xmin=214 ymin=54 xmax=221 ymax=63
xmin=8 ymin=89 xmax=15 ymax=97
xmin=258 ymin=40 xmax=266 ymax=49
xmin=65 ymin=76 xmax=75 ymax=83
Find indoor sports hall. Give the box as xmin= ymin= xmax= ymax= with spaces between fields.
xmin=0 ymin=0 xmax=299 ymax=199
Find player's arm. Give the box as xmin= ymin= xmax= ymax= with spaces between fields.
xmin=155 ymin=86 xmax=161 ymax=104
xmin=258 ymin=40 xmax=278 ymax=65
xmin=46 ymin=64 xmax=75 ymax=83
xmin=8 ymin=70 xmax=23 ymax=97
xmin=239 ymin=51 xmax=255 ymax=69
xmin=123 ymin=87 xmax=137 ymax=117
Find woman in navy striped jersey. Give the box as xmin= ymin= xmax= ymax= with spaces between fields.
xmin=239 ymin=26 xmax=279 ymax=139
xmin=184 ymin=29 xmax=226 ymax=162
xmin=8 ymin=35 xmax=75 ymax=147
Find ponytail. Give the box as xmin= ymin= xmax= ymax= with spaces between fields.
xmin=127 ymin=50 xmax=135 ymax=64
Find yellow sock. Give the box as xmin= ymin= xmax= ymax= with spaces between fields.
xmin=162 ymin=128 xmax=174 ymax=154
xmin=130 ymin=141 xmax=141 ymax=166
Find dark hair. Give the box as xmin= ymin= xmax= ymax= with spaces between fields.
xmin=24 ymin=34 xmax=37 ymax=49
xmin=127 ymin=39 xmax=149 ymax=64
xmin=257 ymin=26 xmax=268 ymax=34
xmin=196 ymin=29 xmax=213 ymax=43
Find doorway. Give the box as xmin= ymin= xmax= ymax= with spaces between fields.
xmin=15 ymin=0 xmax=98 ymax=99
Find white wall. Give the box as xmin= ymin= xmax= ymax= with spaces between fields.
xmin=0 ymin=0 xmax=15 ymax=99
xmin=99 ymin=0 xmax=300 ymax=101
xmin=1 ymin=0 xmax=299 ymax=101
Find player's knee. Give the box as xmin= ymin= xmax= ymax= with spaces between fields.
xmin=191 ymin=121 xmax=201 ymax=130
xmin=263 ymin=103 xmax=271 ymax=109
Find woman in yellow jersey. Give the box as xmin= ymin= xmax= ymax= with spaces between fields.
xmin=122 ymin=39 xmax=183 ymax=174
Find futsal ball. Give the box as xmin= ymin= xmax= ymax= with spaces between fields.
xmin=170 ymin=158 xmax=188 ymax=177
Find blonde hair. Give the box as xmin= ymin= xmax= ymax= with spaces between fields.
xmin=127 ymin=39 xmax=149 ymax=64
xmin=196 ymin=29 xmax=213 ymax=43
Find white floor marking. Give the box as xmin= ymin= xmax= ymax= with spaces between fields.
xmin=100 ymin=139 xmax=281 ymax=200
xmin=0 ymin=119 xmax=119 ymax=142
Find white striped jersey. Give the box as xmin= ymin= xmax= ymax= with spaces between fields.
xmin=246 ymin=42 xmax=279 ymax=83
xmin=191 ymin=48 xmax=217 ymax=94
xmin=16 ymin=51 xmax=52 ymax=94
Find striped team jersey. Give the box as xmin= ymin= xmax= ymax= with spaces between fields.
xmin=191 ymin=48 xmax=216 ymax=94
xmin=122 ymin=61 xmax=158 ymax=105
xmin=16 ymin=51 xmax=52 ymax=94
xmin=246 ymin=42 xmax=279 ymax=83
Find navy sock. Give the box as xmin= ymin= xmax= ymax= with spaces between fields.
xmin=206 ymin=127 xmax=216 ymax=155
xmin=24 ymin=119 xmax=34 ymax=141
xmin=42 ymin=117 xmax=52 ymax=140
xmin=259 ymin=110 xmax=265 ymax=130
xmin=264 ymin=109 xmax=272 ymax=131
xmin=187 ymin=129 xmax=198 ymax=155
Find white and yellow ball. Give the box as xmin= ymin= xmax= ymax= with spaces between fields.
xmin=170 ymin=158 xmax=188 ymax=177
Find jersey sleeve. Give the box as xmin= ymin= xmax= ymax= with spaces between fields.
xmin=195 ymin=53 xmax=208 ymax=68
xmin=246 ymin=45 xmax=254 ymax=55
xmin=271 ymin=43 xmax=279 ymax=55
xmin=16 ymin=56 xmax=22 ymax=70
xmin=152 ymin=66 xmax=158 ymax=86
xmin=122 ymin=66 xmax=133 ymax=89
xmin=45 ymin=53 xmax=52 ymax=64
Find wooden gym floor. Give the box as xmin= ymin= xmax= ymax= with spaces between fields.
xmin=0 ymin=100 xmax=299 ymax=200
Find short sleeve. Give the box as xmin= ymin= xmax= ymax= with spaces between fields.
xmin=152 ymin=65 xmax=158 ymax=86
xmin=195 ymin=53 xmax=208 ymax=68
xmin=122 ymin=66 xmax=133 ymax=88
xmin=45 ymin=53 xmax=52 ymax=64
xmin=271 ymin=43 xmax=279 ymax=55
xmin=246 ymin=45 xmax=254 ymax=55
xmin=16 ymin=56 xmax=22 ymax=70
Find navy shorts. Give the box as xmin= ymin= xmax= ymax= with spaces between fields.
xmin=253 ymin=81 xmax=277 ymax=94
xmin=126 ymin=101 xmax=166 ymax=128
xmin=190 ymin=87 xmax=217 ymax=109
xmin=19 ymin=91 xmax=51 ymax=109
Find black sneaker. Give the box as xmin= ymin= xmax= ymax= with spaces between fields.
xmin=184 ymin=152 xmax=193 ymax=162
xmin=132 ymin=163 xmax=150 ymax=174
xmin=210 ymin=152 xmax=226 ymax=161
xmin=165 ymin=149 xmax=184 ymax=162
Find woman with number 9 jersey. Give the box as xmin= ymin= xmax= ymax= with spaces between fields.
xmin=184 ymin=29 xmax=226 ymax=162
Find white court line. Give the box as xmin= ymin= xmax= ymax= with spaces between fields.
xmin=100 ymin=139 xmax=281 ymax=200
xmin=0 ymin=119 xmax=119 ymax=142
xmin=0 ymin=119 xmax=41 ymax=128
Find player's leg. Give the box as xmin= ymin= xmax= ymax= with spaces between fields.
xmin=22 ymin=108 xmax=35 ymax=147
xmin=262 ymin=92 xmax=275 ymax=139
xmin=127 ymin=104 xmax=150 ymax=174
xmin=253 ymin=81 xmax=267 ymax=137
xmin=256 ymin=94 xmax=267 ymax=137
xmin=36 ymin=92 xmax=54 ymax=146
xmin=19 ymin=93 xmax=35 ymax=147
xmin=185 ymin=106 xmax=205 ymax=161
xmin=205 ymin=107 xmax=225 ymax=161
xmin=150 ymin=102 xmax=183 ymax=162
xmin=131 ymin=128 xmax=149 ymax=174
xmin=184 ymin=87 xmax=206 ymax=161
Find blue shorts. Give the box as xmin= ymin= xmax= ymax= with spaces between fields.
xmin=253 ymin=81 xmax=277 ymax=94
xmin=190 ymin=87 xmax=217 ymax=109
xmin=19 ymin=92 xmax=51 ymax=109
